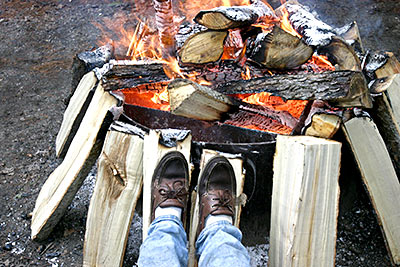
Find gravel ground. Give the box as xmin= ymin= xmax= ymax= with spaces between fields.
xmin=0 ymin=0 xmax=399 ymax=266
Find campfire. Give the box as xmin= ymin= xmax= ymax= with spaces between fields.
xmin=31 ymin=0 xmax=400 ymax=266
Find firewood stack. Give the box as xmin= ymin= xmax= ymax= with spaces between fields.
xmin=31 ymin=0 xmax=400 ymax=266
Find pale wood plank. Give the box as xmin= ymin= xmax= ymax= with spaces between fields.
xmin=56 ymin=71 xmax=97 ymax=158
xmin=31 ymin=84 xmax=117 ymax=240
xmin=269 ymin=135 xmax=341 ymax=267
xmin=343 ymin=117 xmax=400 ymax=264
xmin=83 ymin=129 xmax=144 ymax=267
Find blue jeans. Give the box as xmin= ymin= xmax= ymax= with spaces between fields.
xmin=138 ymin=215 xmax=251 ymax=267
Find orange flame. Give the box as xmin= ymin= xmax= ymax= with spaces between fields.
xmin=279 ymin=7 xmax=301 ymax=38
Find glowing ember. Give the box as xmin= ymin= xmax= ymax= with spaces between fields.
xmin=235 ymin=92 xmax=308 ymax=119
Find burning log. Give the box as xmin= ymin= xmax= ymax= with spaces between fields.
xmin=214 ymin=70 xmax=372 ymax=108
xmin=56 ymin=71 xmax=98 ymax=158
xmin=168 ymin=78 xmax=234 ymax=121
xmin=101 ymin=61 xmax=169 ymax=91
xmin=337 ymin=21 xmax=364 ymax=54
xmin=247 ymin=26 xmax=314 ymax=69
xmin=188 ymin=149 xmax=245 ymax=267
xmin=83 ymin=122 xmax=145 ymax=267
xmin=342 ymin=117 xmax=400 ymax=265
xmin=142 ymin=129 xmax=192 ymax=240
xmin=371 ymin=74 xmax=400 ymax=179
xmin=179 ymin=30 xmax=228 ymax=64
xmin=319 ymin=36 xmax=361 ymax=71
xmin=276 ymin=2 xmax=361 ymax=71
xmin=193 ymin=0 xmax=276 ymax=30
xmin=153 ymin=0 xmax=176 ymax=58
xmin=269 ymin=135 xmax=341 ymax=267
xmin=304 ymin=113 xmax=341 ymax=139
xmin=275 ymin=1 xmax=335 ymax=47
xmin=31 ymin=84 xmax=118 ymax=240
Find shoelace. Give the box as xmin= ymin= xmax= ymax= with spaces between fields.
xmin=158 ymin=180 xmax=188 ymax=206
xmin=210 ymin=189 xmax=233 ymax=213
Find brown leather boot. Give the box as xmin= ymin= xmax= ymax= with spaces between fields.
xmin=151 ymin=151 xmax=189 ymax=222
xmin=197 ymin=156 xmax=236 ymax=237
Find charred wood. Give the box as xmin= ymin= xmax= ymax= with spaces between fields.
xmin=247 ymin=26 xmax=313 ymax=69
xmin=194 ymin=0 xmax=276 ymax=30
xmin=375 ymin=52 xmax=400 ymax=78
xmin=276 ymin=2 xmax=335 ymax=47
xmin=214 ymin=70 xmax=372 ymax=108
xmin=102 ymin=61 xmax=169 ymax=91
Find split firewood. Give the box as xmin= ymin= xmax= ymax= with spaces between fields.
xmin=179 ymin=30 xmax=228 ymax=64
xmin=342 ymin=117 xmax=400 ymax=265
xmin=319 ymin=36 xmax=361 ymax=71
xmin=70 ymin=43 xmax=113 ymax=99
xmin=247 ymin=26 xmax=313 ymax=69
xmin=56 ymin=71 xmax=98 ymax=158
xmin=269 ymin=135 xmax=341 ymax=267
xmin=276 ymin=2 xmax=361 ymax=71
xmin=304 ymin=113 xmax=341 ymax=139
xmin=83 ymin=122 xmax=145 ymax=267
xmin=214 ymin=70 xmax=372 ymax=108
xmin=175 ymin=22 xmax=208 ymax=51
xmin=337 ymin=21 xmax=364 ymax=54
xmin=142 ymin=129 xmax=192 ymax=240
xmin=194 ymin=0 xmax=276 ymax=30
xmin=168 ymin=79 xmax=299 ymax=132
xmin=188 ymin=149 xmax=245 ymax=267
xmin=168 ymin=78 xmax=234 ymax=121
xmin=375 ymin=52 xmax=400 ymax=78
xmin=371 ymin=74 xmax=400 ymax=179
xmin=31 ymin=84 xmax=118 ymax=241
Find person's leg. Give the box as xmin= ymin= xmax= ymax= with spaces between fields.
xmin=196 ymin=220 xmax=250 ymax=267
xmin=195 ymin=156 xmax=251 ymax=267
xmin=138 ymin=214 xmax=188 ymax=267
xmin=138 ymin=151 xmax=190 ymax=267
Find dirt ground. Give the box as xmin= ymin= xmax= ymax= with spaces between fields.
xmin=0 ymin=0 xmax=399 ymax=266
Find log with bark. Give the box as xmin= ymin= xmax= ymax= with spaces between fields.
xmin=276 ymin=2 xmax=361 ymax=71
xmin=83 ymin=122 xmax=145 ymax=267
xmin=214 ymin=70 xmax=372 ymax=108
xmin=188 ymin=149 xmax=245 ymax=267
xmin=101 ymin=61 xmax=169 ymax=91
xmin=179 ymin=30 xmax=228 ymax=64
xmin=31 ymin=84 xmax=118 ymax=240
xmin=247 ymin=26 xmax=314 ymax=69
xmin=142 ymin=129 xmax=192 ymax=240
xmin=269 ymin=135 xmax=341 ymax=267
xmin=342 ymin=117 xmax=400 ymax=265
xmin=194 ymin=0 xmax=276 ymax=30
